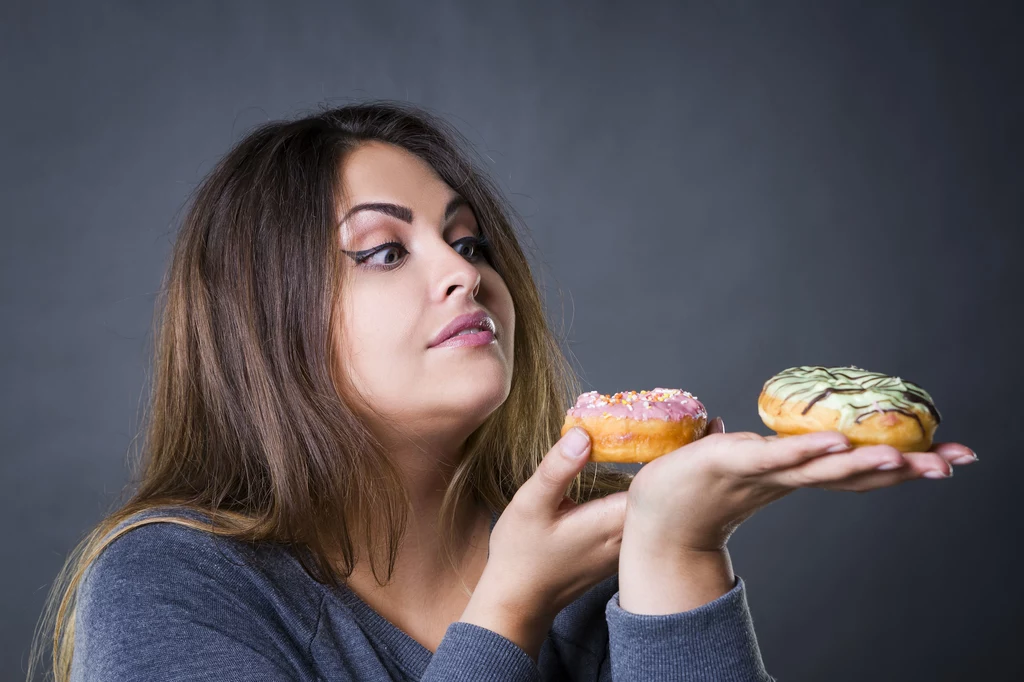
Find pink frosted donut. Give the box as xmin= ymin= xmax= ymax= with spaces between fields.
xmin=560 ymin=388 xmax=708 ymax=463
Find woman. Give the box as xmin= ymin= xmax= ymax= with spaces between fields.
xmin=29 ymin=102 xmax=975 ymax=681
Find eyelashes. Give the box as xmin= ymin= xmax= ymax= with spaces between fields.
xmin=343 ymin=234 xmax=493 ymax=271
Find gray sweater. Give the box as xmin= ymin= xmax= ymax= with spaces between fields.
xmin=70 ymin=507 xmax=774 ymax=681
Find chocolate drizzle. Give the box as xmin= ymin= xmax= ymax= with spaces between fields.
xmin=901 ymin=389 xmax=942 ymax=423
xmin=764 ymin=365 xmax=942 ymax=427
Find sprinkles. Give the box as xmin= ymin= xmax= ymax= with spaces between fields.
xmin=568 ymin=387 xmax=707 ymax=422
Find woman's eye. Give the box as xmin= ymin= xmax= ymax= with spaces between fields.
xmin=347 ymin=235 xmax=491 ymax=271
xmin=343 ymin=241 xmax=405 ymax=270
xmin=363 ymin=242 xmax=407 ymax=268
xmin=452 ymin=236 xmax=491 ymax=261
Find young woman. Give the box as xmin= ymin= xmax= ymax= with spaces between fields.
xmin=30 ymin=102 xmax=976 ymax=681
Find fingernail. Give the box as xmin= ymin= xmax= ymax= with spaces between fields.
xmin=952 ymin=453 xmax=978 ymax=465
xmin=826 ymin=442 xmax=852 ymax=454
xmin=923 ymin=468 xmax=952 ymax=479
xmin=561 ymin=428 xmax=590 ymax=458
xmin=876 ymin=461 xmax=904 ymax=471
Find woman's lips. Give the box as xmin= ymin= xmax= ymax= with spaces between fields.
xmin=430 ymin=329 xmax=496 ymax=349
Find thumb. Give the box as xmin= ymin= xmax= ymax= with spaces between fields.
xmin=521 ymin=427 xmax=592 ymax=512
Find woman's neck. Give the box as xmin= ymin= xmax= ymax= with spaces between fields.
xmin=348 ymin=450 xmax=490 ymax=582
xmin=343 ymin=491 xmax=492 ymax=634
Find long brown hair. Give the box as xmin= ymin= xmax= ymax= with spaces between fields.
xmin=27 ymin=101 xmax=632 ymax=682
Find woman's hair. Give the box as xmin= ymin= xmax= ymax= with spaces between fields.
xmin=27 ymin=100 xmax=632 ymax=682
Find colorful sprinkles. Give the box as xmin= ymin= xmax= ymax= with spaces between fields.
xmin=569 ymin=387 xmax=707 ymax=422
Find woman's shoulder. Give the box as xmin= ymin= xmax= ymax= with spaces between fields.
xmin=84 ymin=506 xmax=255 ymax=581
xmin=78 ymin=505 xmax=323 ymax=625
xmin=72 ymin=507 xmax=330 ymax=680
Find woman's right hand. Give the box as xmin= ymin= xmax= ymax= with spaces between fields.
xmin=459 ymin=426 xmax=627 ymax=660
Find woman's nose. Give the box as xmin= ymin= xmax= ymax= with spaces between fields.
xmin=434 ymin=245 xmax=481 ymax=300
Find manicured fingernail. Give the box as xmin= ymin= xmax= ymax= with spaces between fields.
xmin=561 ymin=428 xmax=590 ymax=458
xmin=951 ymin=451 xmax=978 ymax=465
xmin=876 ymin=461 xmax=904 ymax=471
xmin=826 ymin=442 xmax=852 ymax=454
xmin=923 ymin=468 xmax=952 ymax=479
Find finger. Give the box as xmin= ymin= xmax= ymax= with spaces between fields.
xmin=812 ymin=461 xmax=924 ymax=492
xmin=518 ymin=427 xmax=592 ymax=512
xmin=901 ymin=451 xmax=954 ymax=478
xmin=769 ymin=447 xmax=953 ymax=489
xmin=930 ymin=441 xmax=979 ymax=466
xmin=766 ymin=445 xmax=906 ymax=488
xmin=706 ymin=417 xmax=725 ymax=435
xmin=812 ymin=451 xmax=955 ymax=492
xmin=762 ymin=438 xmax=971 ymax=472
xmin=732 ymin=430 xmax=851 ymax=477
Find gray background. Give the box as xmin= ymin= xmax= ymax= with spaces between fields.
xmin=3 ymin=1 xmax=1021 ymax=679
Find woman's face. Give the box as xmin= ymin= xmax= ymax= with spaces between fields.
xmin=336 ymin=142 xmax=515 ymax=447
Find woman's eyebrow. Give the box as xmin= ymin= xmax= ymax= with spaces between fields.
xmin=339 ymin=195 xmax=468 ymax=226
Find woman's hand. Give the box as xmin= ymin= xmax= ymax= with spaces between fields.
xmin=626 ymin=416 xmax=977 ymax=553
xmin=617 ymin=417 xmax=977 ymax=614
xmin=460 ymin=427 xmax=627 ymax=661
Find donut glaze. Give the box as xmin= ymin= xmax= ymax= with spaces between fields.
xmin=562 ymin=388 xmax=708 ymax=463
xmin=758 ymin=366 xmax=941 ymax=451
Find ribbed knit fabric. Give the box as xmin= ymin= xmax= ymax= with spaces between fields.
xmin=70 ymin=507 xmax=774 ymax=681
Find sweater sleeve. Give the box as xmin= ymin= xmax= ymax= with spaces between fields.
xmin=419 ymin=622 xmax=539 ymax=681
xmin=70 ymin=522 xmax=309 ymax=682
xmin=603 ymin=575 xmax=775 ymax=681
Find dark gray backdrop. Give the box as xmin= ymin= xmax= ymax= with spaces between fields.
xmin=3 ymin=1 xmax=1021 ymax=680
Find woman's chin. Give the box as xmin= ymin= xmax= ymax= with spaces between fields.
xmin=437 ymin=374 xmax=510 ymax=412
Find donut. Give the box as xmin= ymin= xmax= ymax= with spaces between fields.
xmin=757 ymin=366 xmax=941 ymax=452
xmin=560 ymin=388 xmax=708 ymax=463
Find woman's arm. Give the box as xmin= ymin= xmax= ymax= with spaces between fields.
xmin=600 ymin=509 xmax=775 ymax=681
xmin=598 ymin=509 xmax=770 ymax=679
xmin=420 ymin=617 xmax=542 ymax=682
xmin=420 ymin=427 xmax=630 ymax=681
xmin=420 ymin=584 xmax=547 ymax=681
xmin=618 ymin=510 xmax=736 ymax=614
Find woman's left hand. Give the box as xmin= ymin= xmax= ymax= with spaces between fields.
xmin=625 ymin=416 xmax=978 ymax=553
